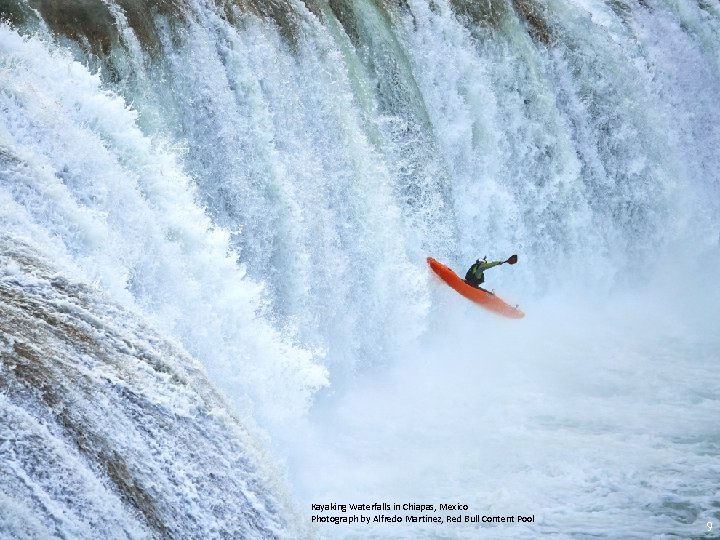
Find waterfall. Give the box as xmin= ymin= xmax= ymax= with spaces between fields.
xmin=1 ymin=0 xmax=719 ymax=536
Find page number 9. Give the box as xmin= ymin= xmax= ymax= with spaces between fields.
xmin=708 ymin=522 xmax=713 ymax=532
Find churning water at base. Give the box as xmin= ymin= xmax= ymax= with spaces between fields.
xmin=285 ymin=278 xmax=720 ymax=538
xmin=1 ymin=0 xmax=719 ymax=537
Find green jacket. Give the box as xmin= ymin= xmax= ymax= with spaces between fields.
xmin=465 ymin=259 xmax=502 ymax=285
xmin=470 ymin=260 xmax=502 ymax=278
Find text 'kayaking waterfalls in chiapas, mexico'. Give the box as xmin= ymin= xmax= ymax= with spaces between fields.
xmin=1 ymin=0 xmax=719 ymax=538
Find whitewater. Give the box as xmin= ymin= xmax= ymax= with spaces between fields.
xmin=1 ymin=0 xmax=719 ymax=537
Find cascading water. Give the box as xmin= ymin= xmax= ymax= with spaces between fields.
xmin=0 ymin=236 xmax=303 ymax=538
xmin=1 ymin=0 xmax=719 ymax=537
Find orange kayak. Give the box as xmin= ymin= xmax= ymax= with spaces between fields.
xmin=427 ymin=257 xmax=525 ymax=319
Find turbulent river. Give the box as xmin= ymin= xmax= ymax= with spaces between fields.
xmin=1 ymin=0 xmax=719 ymax=537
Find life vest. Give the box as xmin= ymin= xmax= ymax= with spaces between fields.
xmin=465 ymin=259 xmax=502 ymax=285
xmin=465 ymin=260 xmax=485 ymax=284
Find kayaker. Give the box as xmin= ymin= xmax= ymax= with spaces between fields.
xmin=464 ymin=255 xmax=518 ymax=292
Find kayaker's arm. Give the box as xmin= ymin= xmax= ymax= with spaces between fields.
xmin=479 ymin=260 xmax=504 ymax=271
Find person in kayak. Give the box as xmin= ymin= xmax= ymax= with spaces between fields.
xmin=464 ymin=255 xmax=518 ymax=293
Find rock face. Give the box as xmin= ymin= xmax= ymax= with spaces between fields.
xmin=0 ymin=236 xmax=301 ymax=540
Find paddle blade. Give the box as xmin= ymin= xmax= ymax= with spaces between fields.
xmin=506 ymin=254 xmax=518 ymax=265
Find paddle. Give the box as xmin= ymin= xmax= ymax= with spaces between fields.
xmin=504 ymin=254 xmax=518 ymax=265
